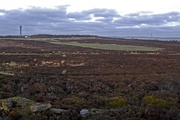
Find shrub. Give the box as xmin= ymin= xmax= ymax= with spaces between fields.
xmin=108 ymin=96 xmax=127 ymax=108
xmin=142 ymin=96 xmax=177 ymax=109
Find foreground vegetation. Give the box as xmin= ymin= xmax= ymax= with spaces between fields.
xmin=0 ymin=37 xmax=179 ymax=120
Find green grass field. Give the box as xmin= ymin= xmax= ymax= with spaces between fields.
xmin=51 ymin=42 xmax=162 ymax=51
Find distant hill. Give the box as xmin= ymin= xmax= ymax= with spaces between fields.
xmin=0 ymin=34 xmax=98 ymax=38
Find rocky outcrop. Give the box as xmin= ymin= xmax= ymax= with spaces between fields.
xmin=30 ymin=103 xmax=51 ymax=112
xmin=1 ymin=99 xmax=13 ymax=112
xmin=0 ymin=97 xmax=70 ymax=119
xmin=50 ymin=108 xmax=68 ymax=114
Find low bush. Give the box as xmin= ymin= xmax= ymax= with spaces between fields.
xmin=108 ymin=96 xmax=127 ymax=108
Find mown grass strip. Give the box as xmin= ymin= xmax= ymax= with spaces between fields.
xmin=51 ymin=42 xmax=162 ymax=51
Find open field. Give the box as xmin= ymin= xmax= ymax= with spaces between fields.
xmin=51 ymin=41 xmax=162 ymax=51
xmin=0 ymin=37 xmax=179 ymax=120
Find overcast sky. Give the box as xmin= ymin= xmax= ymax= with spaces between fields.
xmin=0 ymin=0 xmax=180 ymax=37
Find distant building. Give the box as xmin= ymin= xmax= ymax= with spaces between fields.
xmin=25 ymin=36 xmax=30 ymax=38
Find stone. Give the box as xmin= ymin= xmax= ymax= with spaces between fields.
xmin=61 ymin=60 xmax=65 ymax=64
xmin=50 ymin=108 xmax=68 ymax=114
xmin=62 ymin=55 xmax=66 ymax=57
xmin=20 ymin=87 xmax=25 ymax=93
xmin=30 ymin=103 xmax=51 ymax=112
xmin=91 ymin=108 xmax=104 ymax=114
xmin=80 ymin=109 xmax=90 ymax=117
xmin=1 ymin=100 xmax=13 ymax=112
xmin=62 ymin=70 xmax=67 ymax=74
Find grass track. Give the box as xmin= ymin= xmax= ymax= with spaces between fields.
xmin=51 ymin=42 xmax=162 ymax=51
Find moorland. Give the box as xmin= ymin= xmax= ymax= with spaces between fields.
xmin=0 ymin=36 xmax=179 ymax=120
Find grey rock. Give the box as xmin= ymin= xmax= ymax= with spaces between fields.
xmin=20 ymin=87 xmax=25 ymax=93
xmin=62 ymin=70 xmax=67 ymax=74
xmin=80 ymin=109 xmax=90 ymax=117
xmin=91 ymin=108 xmax=104 ymax=114
xmin=30 ymin=103 xmax=51 ymax=112
xmin=0 ymin=106 xmax=3 ymax=111
xmin=50 ymin=108 xmax=68 ymax=114
xmin=1 ymin=100 xmax=13 ymax=112
xmin=20 ymin=84 xmax=28 ymax=93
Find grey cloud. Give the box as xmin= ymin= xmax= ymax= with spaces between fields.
xmin=0 ymin=6 xmax=180 ymax=37
xmin=66 ymin=8 xmax=120 ymax=22
xmin=114 ymin=12 xmax=180 ymax=26
xmin=84 ymin=8 xmax=120 ymax=18
xmin=66 ymin=12 xmax=92 ymax=21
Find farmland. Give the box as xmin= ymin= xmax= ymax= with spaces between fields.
xmin=0 ymin=37 xmax=180 ymax=120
